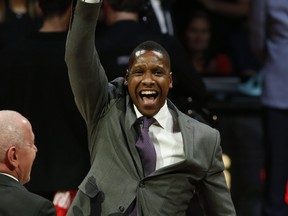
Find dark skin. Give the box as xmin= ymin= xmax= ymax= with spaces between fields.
xmin=125 ymin=50 xmax=173 ymax=117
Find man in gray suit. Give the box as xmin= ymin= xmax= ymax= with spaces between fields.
xmin=65 ymin=0 xmax=236 ymax=215
xmin=0 ymin=110 xmax=56 ymax=216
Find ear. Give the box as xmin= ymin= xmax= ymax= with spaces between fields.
xmin=169 ymin=72 xmax=173 ymax=89
xmin=6 ymin=146 xmax=19 ymax=169
xmin=124 ymin=69 xmax=129 ymax=86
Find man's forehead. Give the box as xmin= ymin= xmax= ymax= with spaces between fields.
xmin=134 ymin=50 xmax=163 ymax=59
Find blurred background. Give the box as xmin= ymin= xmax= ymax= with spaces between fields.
xmin=0 ymin=0 xmax=287 ymax=215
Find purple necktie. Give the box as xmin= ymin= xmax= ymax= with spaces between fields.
xmin=136 ymin=116 xmax=156 ymax=177
xmin=130 ymin=117 xmax=156 ymax=216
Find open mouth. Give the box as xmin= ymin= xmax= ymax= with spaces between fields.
xmin=139 ymin=90 xmax=158 ymax=105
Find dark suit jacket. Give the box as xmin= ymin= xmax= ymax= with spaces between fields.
xmin=65 ymin=1 xmax=236 ymax=215
xmin=0 ymin=174 xmax=56 ymax=216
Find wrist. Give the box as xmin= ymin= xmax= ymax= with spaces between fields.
xmin=80 ymin=0 xmax=100 ymax=3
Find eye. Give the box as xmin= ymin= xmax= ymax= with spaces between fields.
xmin=153 ymin=70 xmax=165 ymax=76
xmin=131 ymin=69 xmax=144 ymax=76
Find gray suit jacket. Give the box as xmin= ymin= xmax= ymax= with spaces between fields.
xmin=0 ymin=174 xmax=56 ymax=216
xmin=65 ymin=1 xmax=236 ymax=215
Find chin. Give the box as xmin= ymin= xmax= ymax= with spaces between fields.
xmin=141 ymin=108 xmax=159 ymax=117
xmin=23 ymin=177 xmax=31 ymax=185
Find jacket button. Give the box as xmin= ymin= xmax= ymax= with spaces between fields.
xmin=119 ymin=206 xmax=125 ymax=212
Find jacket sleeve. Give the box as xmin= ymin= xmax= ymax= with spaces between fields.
xmin=65 ymin=0 xmax=108 ymax=126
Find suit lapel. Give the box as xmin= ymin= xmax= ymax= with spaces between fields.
xmin=178 ymin=114 xmax=195 ymax=162
xmin=167 ymin=99 xmax=195 ymax=160
xmin=124 ymin=95 xmax=144 ymax=178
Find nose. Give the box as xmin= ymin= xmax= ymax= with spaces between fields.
xmin=141 ymin=72 xmax=155 ymax=85
xmin=33 ymin=145 xmax=38 ymax=153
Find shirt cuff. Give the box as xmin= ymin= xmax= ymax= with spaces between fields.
xmin=80 ymin=0 xmax=100 ymax=3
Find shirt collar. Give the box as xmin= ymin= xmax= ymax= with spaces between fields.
xmin=133 ymin=101 xmax=170 ymax=129
xmin=0 ymin=172 xmax=19 ymax=182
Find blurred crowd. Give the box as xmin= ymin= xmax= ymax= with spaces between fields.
xmin=0 ymin=0 xmax=287 ymax=216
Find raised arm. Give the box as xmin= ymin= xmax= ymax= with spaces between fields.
xmin=65 ymin=0 xmax=108 ymax=123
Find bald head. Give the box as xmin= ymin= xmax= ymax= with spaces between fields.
xmin=0 ymin=110 xmax=31 ymax=161
xmin=0 ymin=110 xmax=37 ymax=184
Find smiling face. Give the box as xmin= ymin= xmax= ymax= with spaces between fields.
xmin=126 ymin=49 xmax=173 ymax=117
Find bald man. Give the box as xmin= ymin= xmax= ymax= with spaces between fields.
xmin=0 ymin=110 xmax=56 ymax=216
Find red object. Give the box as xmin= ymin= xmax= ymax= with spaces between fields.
xmin=285 ymin=182 xmax=288 ymax=204
xmin=260 ymin=169 xmax=288 ymax=204
xmin=216 ymin=53 xmax=233 ymax=75
xmin=53 ymin=190 xmax=77 ymax=216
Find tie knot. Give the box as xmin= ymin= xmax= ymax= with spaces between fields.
xmin=142 ymin=116 xmax=155 ymax=129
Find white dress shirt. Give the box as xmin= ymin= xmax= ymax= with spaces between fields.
xmin=134 ymin=102 xmax=184 ymax=170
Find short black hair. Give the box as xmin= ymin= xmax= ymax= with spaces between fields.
xmin=128 ymin=40 xmax=171 ymax=69
xmin=107 ymin=0 xmax=145 ymax=13
xmin=38 ymin=0 xmax=72 ymax=18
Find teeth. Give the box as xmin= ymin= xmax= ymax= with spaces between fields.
xmin=141 ymin=91 xmax=156 ymax=95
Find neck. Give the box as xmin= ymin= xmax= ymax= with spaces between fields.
xmin=189 ymin=51 xmax=206 ymax=73
xmin=0 ymin=165 xmax=19 ymax=182
xmin=39 ymin=9 xmax=71 ymax=32
xmin=39 ymin=5 xmax=71 ymax=32
xmin=107 ymin=12 xmax=138 ymax=26
xmin=40 ymin=17 xmax=69 ymax=32
xmin=190 ymin=50 xmax=205 ymax=61
xmin=9 ymin=0 xmax=27 ymax=14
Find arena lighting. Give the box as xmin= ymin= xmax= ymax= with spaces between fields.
xmin=222 ymin=153 xmax=231 ymax=188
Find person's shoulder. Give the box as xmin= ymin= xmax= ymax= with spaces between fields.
xmin=0 ymin=177 xmax=55 ymax=215
xmin=10 ymin=185 xmax=40 ymax=200
xmin=20 ymin=191 xmax=56 ymax=216
xmin=2 ymin=183 xmax=55 ymax=209
xmin=108 ymin=77 xmax=127 ymax=98
xmin=177 ymin=109 xmax=219 ymax=137
xmin=24 ymin=190 xmax=56 ymax=214
xmin=183 ymin=112 xmax=216 ymax=129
